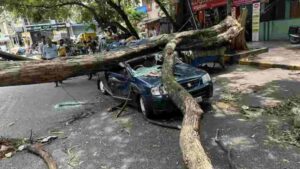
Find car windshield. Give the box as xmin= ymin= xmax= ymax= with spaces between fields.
xmin=133 ymin=65 xmax=162 ymax=77
xmin=127 ymin=52 xmax=182 ymax=77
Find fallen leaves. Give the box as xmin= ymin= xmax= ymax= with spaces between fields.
xmin=67 ymin=147 xmax=80 ymax=168
xmin=0 ymin=138 xmax=29 ymax=159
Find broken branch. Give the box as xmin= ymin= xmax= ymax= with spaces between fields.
xmin=26 ymin=143 xmax=58 ymax=169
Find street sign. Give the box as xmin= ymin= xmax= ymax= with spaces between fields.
xmin=25 ymin=23 xmax=66 ymax=32
xmin=252 ymin=2 xmax=260 ymax=41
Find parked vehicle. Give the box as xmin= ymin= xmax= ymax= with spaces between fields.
xmin=76 ymin=32 xmax=97 ymax=43
xmin=289 ymin=26 xmax=300 ymax=44
xmin=97 ymin=52 xmax=213 ymax=118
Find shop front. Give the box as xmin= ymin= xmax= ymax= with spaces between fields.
xmin=24 ymin=23 xmax=68 ymax=45
xmin=192 ymin=0 xmax=227 ymax=28
xmin=191 ymin=0 xmax=261 ymax=41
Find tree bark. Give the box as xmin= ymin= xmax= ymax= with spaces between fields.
xmin=0 ymin=51 xmax=35 ymax=61
xmin=26 ymin=143 xmax=57 ymax=169
xmin=231 ymin=8 xmax=248 ymax=50
xmin=162 ymin=38 xmax=213 ymax=169
xmin=161 ymin=18 xmax=242 ymax=168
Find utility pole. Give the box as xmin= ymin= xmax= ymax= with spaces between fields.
xmin=227 ymin=0 xmax=233 ymax=15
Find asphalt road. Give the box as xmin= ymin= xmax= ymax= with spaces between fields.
xmin=0 ymin=76 xmax=184 ymax=169
xmin=1 ymin=66 xmax=300 ymax=169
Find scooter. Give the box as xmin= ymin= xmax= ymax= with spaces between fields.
xmin=289 ymin=26 xmax=300 ymax=44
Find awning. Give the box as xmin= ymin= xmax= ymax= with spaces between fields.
xmin=192 ymin=0 xmax=227 ymax=11
xmin=233 ymin=0 xmax=258 ymax=6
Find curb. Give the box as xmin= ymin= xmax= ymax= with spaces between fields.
xmin=239 ymin=60 xmax=300 ymax=70
xmin=224 ymin=47 xmax=269 ymax=63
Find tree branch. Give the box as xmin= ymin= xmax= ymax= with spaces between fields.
xmin=15 ymin=0 xmax=120 ymax=32
xmin=154 ymin=0 xmax=179 ymax=31
xmin=101 ymin=0 xmax=139 ymax=38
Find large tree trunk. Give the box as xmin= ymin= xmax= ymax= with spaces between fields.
xmin=231 ymin=8 xmax=248 ymax=50
xmin=0 ymin=51 xmax=35 ymax=61
xmin=0 ymin=16 xmax=242 ymax=169
xmin=0 ymin=16 xmax=241 ymax=87
xmin=162 ymin=37 xmax=213 ymax=169
xmin=161 ymin=19 xmax=242 ymax=169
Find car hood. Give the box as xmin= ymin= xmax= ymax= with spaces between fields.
xmin=137 ymin=64 xmax=207 ymax=87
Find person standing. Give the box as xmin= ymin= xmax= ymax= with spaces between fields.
xmin=58 ymin=39 xmax=67 ymax=57
xmin=24 ymin=37 xmax=31 ymax=55
xmin=38 ymin=36 xmax=46 ymax=56
xmin=42 ymin=38 xmax=61 ymax=87
xmin=42 ymin=38 xmax=58 ymax=60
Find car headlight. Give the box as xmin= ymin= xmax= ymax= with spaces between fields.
xmin=151 ymin=86 xmax=168 ymax=96
xmin=202 ymin=73 xmax=211 ymax=84
xmin=151 ymin=86 xmax=160 ymax=96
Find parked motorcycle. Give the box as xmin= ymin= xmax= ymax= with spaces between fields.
xmin=289 ymin=26 xmax=300 ymax=44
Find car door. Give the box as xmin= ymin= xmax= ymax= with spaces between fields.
xmin=107 ymin=68 xmax=130 ymax=98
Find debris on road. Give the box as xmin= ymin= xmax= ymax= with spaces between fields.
xmin=67 ymin=147 xmax=80 ymax=168
xmin=7 ymin=122 xmax=15 ymax=127
xmin=0 ymin=136 xmax=58 ymax=169
xmin=39 ymin=136 xmax=58 ymax=144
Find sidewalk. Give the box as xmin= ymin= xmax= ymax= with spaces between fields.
xmin=239 ymin=41 xmax=300 ymax=70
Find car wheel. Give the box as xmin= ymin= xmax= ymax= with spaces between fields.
xmin=139 ymin=96 xmax=153 ymax=118
xmin=200 ymin=99 xmax=212 ymax=113
xmin=98 ymin=80 xmax=108 ymax=95
xmin=290 ymin=36 xmax=300 ymax=44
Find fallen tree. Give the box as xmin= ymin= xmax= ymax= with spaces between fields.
xmin=0 ymin=50 xmax=36 ymax=61
xmin=0 ymin=16 xmax=242 ymax=169
xmin=0 ymin=16 xmax=241 ymax=87
xmin=161 ymin=22 xmax=241 ymax=168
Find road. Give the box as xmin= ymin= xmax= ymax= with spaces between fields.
xmin=1 ymin=65 xmax=300 ymax=169
xmin=0 ymin=76 xmax=184 ymax=169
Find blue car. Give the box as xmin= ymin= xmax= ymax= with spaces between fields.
xmin=97 ymin=52 xmax=213 ymax=118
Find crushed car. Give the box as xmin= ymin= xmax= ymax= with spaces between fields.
xmin=97 ymin=52 xmax=213 ymax=118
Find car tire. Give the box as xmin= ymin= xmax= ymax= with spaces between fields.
xmin=98 ymin=80 xmax=108 ymax=95
xmin=139 ymin=96 xmax=153 ymax=119
xmin=200 ymin=99 xmax=212 ymax=113
xmin=290 ymin=36 xmax=300 ymax=44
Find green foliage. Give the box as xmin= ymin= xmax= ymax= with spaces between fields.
xmin=264 ymin=96 xmax=300 ymax=148
xmin=263 ymin=96 xmax=300 ymax=117
xmin=1 ymin=0 xmax=141 ymax=28
xmin=85 ymin=23 xmax=97 ymax=32
xmin=3 ymin=0 xmax=73 ymax=23
xmin=125 ymin=7 xmax=145 ymax=23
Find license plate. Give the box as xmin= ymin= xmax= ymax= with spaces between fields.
xmin=195 ymin=96 xmax=202 ymax=102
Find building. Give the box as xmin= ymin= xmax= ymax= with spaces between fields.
xmin=260 ymin=0 xmax=300 ymax=41
xmin=191 ymin=0 xmax=300 ymax=41
xmin=139 ymin=0 xmax=176 ymax=37
xmin=0 ymin=12 xmax=19 ymax=51
xmin=13 ymin=19 xmax=96 ymax=47
xmin=192 ymin=0 xmax=228 ymax=28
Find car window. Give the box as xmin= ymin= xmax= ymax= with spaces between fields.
xmin=133 ymin=65 xmax=162 ymax=77
xmin=127 ymin=52 xmax=182 ymax=78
